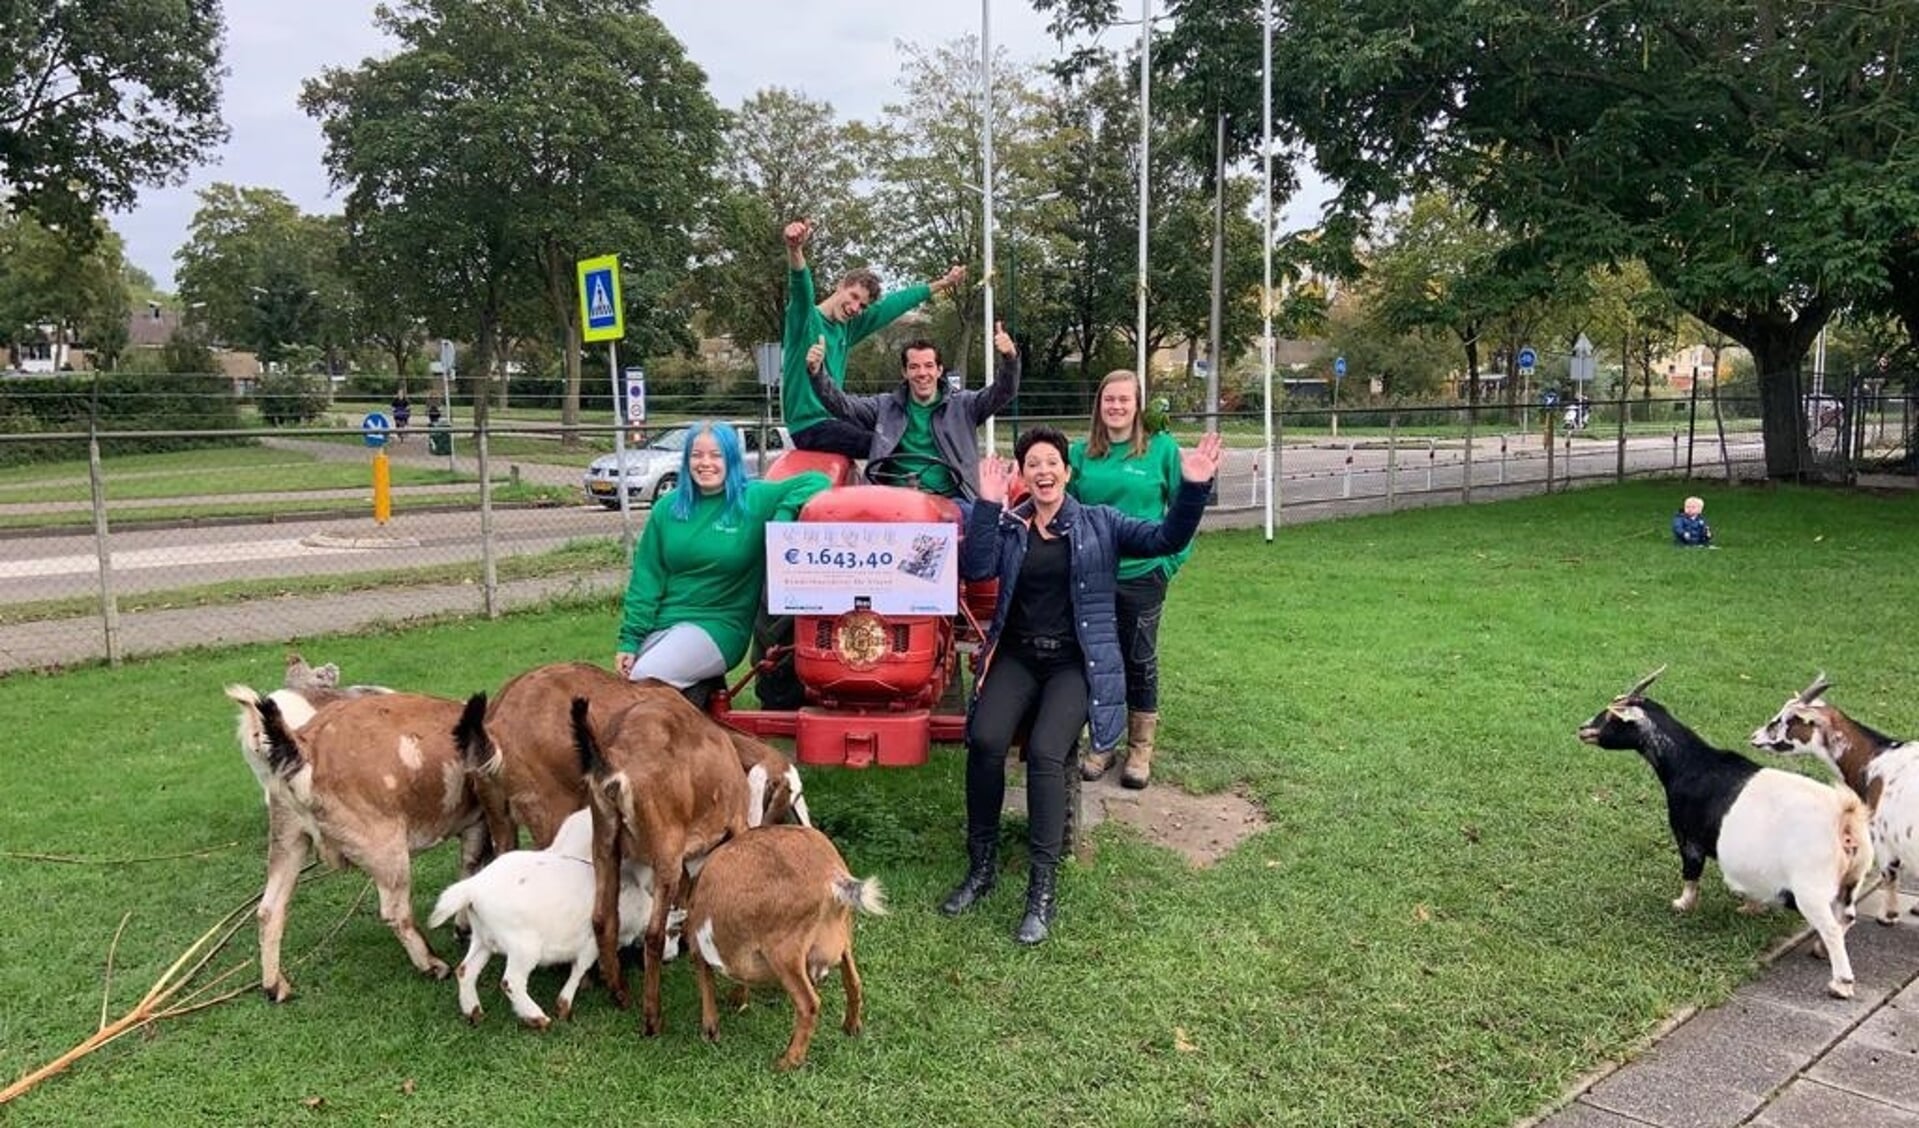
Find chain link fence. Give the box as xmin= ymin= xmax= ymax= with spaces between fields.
xmin=1 ymin=375 xmax=1909 ymax=675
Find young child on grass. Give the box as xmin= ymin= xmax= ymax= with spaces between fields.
xmin=1672 ymin=495 xmax=1713 ymax=547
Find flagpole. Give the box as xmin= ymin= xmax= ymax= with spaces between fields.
xmin=1262 ymin=0 xmax=1275 ymax=541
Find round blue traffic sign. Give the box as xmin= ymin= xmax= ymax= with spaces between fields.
xmin=1541 ymin=389 xmax=1559 ymax=407
xmin=1334 ymin=355 xmax=1347 ymax=378
xmin=1517 ymin=346 xmax=1538 ymax=372
xmin=362 ymin=412 xmax=391 ymax=448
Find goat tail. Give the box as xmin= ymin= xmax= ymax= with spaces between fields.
xmin=454 ymin=693 xmax=501 ymax=777
xmin=1837 ymin=788 xmax=1874 ymax=885
xmin=833 ymin=874 xmax=888 ymax=917
xmin=571 ymin=697 xmax=607 ymax=779
xmin=426 ymin=878 xmax=475 ymax=930
xmin=223 ymin=683 xmax=262 ymax=710
xmin=253 ymin=693 xmax=305 ymax=779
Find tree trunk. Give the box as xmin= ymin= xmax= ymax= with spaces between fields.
xmin=1700 ymin=301 xmax=1829 ymax=479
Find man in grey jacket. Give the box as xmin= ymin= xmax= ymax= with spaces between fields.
xmin=805 ymin=322 xmax=1020 ymax=498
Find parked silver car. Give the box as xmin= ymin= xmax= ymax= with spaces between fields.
xmin=582 ymin=422 xmax=793 ymax=508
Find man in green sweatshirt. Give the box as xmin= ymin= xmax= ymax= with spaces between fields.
xmin=781 ymin=217 xmax=965 ymax=457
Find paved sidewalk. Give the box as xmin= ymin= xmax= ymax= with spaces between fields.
xmin=1529 ymin=915 xmax=1919 ymax=1127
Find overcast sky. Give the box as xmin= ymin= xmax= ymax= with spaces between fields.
xmin=119 ymin=0 xmax=1324 ymax=290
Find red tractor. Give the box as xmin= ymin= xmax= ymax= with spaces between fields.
xmin=706 ymin=450 xmax=997 ymax=769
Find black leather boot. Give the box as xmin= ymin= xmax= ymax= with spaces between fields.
xmin=939 ymin=837 xmax=998 ymax=916
xmin=1014 ymin=865 xmax=1058 ymax=945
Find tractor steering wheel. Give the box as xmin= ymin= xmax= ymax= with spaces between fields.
xmin=863 ymin=452 xmax=974 ymax=500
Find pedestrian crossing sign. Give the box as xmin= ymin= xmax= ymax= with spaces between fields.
xmin=577 ymin=255 xmax=624 ymax=342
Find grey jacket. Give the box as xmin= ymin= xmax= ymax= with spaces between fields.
xmin=960 ymin=479 xmax=1209 ymax=752
xmin=808 ymin=349 xmax=1020 ymax=496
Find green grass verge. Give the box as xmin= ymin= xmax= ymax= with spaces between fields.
xmin=1 ymin=481 xmax=1916 ymax=1125
xmin=0 ymin=482 xmax=577 ymax=531
xmin=0 ymin=444 xmax=509 ymax=502
xmin=0 ymin=538 xmax=626 ymax=626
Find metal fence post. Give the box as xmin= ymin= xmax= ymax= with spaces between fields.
xmin=1499 ymin=434 xmax=1508 ymax=484
xmin=1386 ymin=413 xmax=1399 ymax=511
xmin=87 ymin=427 xmax=122 ymax=666
xmin=1425 ymin=438 xmax=1436 ymax=491
xmin=1342 ymin=440 xmax=1355 ymax=499
xmin=478 ymin=415 xmax=498 ymax=619
xmin=1462 ymin=401 xmax=1475 ymax=504
xmin=1615 ymin=392 xmax=1627 ymax=483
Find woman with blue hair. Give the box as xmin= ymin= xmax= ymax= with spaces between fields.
xmin=616 ymin=422 xmax=829 ymax=689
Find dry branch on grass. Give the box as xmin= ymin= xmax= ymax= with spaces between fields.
xmin=1 ymin=842 xmax=240 ymax=865
xmin=0 ymin=871 xmax=370 ymax=1108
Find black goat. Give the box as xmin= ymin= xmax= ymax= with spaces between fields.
xmin=1577 ymin=667 xmax=1872 ymax=998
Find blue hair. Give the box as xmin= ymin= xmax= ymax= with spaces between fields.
xmin=669 ymin=420 xmax=748 ymax=524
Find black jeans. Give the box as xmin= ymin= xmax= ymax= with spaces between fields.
xmin=790 ymin=418 xmax=874 ymax=459
xmin=964 ymin=641 xmax=1088 ymax=870
xmin=1115 ymin=570 xmax=1168 ymax=711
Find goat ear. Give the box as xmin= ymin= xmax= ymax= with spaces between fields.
xmin=1798 ymin=672 xmax=1831 ymax=704
xmin=1607 ymin=703 xmax=1645 ymax=724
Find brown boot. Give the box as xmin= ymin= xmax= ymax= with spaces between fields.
xmin=1080 ymin=746 xmax=1115 ymax=781
xmin=1121 ymin=711 xmax=1158 ymax=790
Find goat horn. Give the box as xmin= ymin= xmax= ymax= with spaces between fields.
xmin=1798 ymin=672 xmax=1832 ymax=704
xmin=1622 ymin=665 xmax=1667 ymax=698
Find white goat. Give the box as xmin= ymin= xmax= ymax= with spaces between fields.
xmin=428 ymin=808 xmax=680 ymax=1029
xmin=1753 ymin=674 xmax=1919 ymax=925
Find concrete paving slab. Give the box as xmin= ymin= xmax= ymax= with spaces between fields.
xmin=1583 ymin=1065 xmax=1761 ymax=1128
xmin=1806 ymin=1038 xmax=1919 ymax=1110
xmin=1656 ymin=994 xmax=1849 ymax=1061
xmin=1751 ymin=1080 xmax=1919 ymax=1127
xmin=1848 ymin=988 xmax=1919 ymax=1055
xmin=1740 ymin=938 xmax=1900 ymax=1021
xmin=1537 ymin=1100 xmax=1662 ymax=1128
xmin=1609 ymin=1033 xmax=1803 ymax=1101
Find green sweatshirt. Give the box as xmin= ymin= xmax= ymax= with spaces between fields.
xmin=1068 ymin=430 xmax=1192 ymax=581
xmin=897 ymin=391 xmax=957 ymax=495
xmin=781 ymin=266 xmax=932 ymax=434
xmin=618 ymin=472 xmax=831 ymax=668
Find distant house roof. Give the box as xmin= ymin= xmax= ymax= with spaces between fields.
xmin=127 ymin=305 xmax=184 ymax=349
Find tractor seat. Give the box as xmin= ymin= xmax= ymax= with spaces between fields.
xmin=765 ymin=449 xmax=856 ymax=488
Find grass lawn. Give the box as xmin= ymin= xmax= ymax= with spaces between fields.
xmin=2 ymin=481 xmax=1916 ymax=1125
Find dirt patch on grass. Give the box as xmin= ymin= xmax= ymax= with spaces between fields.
xmin=1005 ymin=775 xmax=1269 ymax=867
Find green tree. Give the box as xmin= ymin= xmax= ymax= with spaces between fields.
xmin=303 ymin=0 xmax=723 ymax=427
xmin=1361 ymin=194 xmax=1555 ymax=404
xmin=1260 ymin=0 xmax=1919 ymax=477
xmin=174 ymin=184 xmax=347 ymax=365
xmin=868 ymin=37 xmax=1047 ymax=384
xmin=693 ymin=88 xmax=874 ymax=353
xmin=0 ymin=212 xmax=130 ymax=368
xmin=1017 ymin=61 xmax=1135 ymax=386
xmin=0 ymin=0 xmax=227 ymax=231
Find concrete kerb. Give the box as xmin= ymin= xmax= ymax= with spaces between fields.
xmin=300 ymin=532 xmax=422 ymax=550
xmin=1511 ymin=925 xmax=1814 ymax=1128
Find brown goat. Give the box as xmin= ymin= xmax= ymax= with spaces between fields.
xmin=474 ymin=662 xmax=807 ymax=854
xmin=238 ymin=687 xmax=494 ymax=1001
xmin=682 ymin=825 xmax=886 ymax=1070
xmin=231 ymin=653 xmax=392 ymax=802
xmin=570 ymin=695 xmax=749 ymax=1035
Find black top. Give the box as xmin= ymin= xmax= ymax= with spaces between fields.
xmin=1004 ymin=529 xmax=1074 ymax=647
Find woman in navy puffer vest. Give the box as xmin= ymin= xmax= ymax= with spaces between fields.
xmin=940 ymin=425 xmax=1220 ymax=945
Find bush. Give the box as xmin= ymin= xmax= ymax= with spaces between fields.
xmin=254 ymin=372 xmax=332 ymax=426
xmin=0 ymin=371 xmax=247 ymax=466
